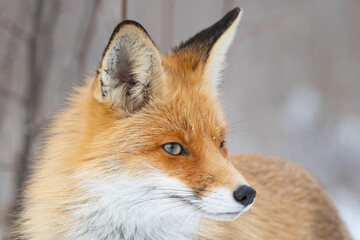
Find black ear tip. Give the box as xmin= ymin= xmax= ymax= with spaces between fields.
xmin=218 ymin=7 xmax=241 ymax=29
xmin=109 ymin=20 xmax=149 ymax=41
xmin=102 ymin=20 xmax=154 ymax=59
xmin=233 ymin=7 xmax=241 ymax=13
xmin=116 ymin=20 xmax=147 ymax=33
xmin=228 ymin=7 xmax=241 ymax=18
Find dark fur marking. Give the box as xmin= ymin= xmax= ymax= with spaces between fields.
xmin=192 ymin=60 xmax=199 ymax=71
xmin=173 ymin=7 xmax=240 ymax=67
xmin=99 ymin=77 xmax=107 ymax=97
xmin=101 ymin=20 xmax=157 ymax=60
xmin=193 ymin=174 xmax=215 ymax=196
xmin=102 ymin=90 xmax=107 ymax=98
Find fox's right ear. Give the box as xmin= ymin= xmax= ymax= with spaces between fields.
xmin=173 ymin=8 xmax=241 ymax=93
xmin=94 ymin=21 xmax=164 ymax=114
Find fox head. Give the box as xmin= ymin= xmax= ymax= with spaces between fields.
xmin=64 ymin=7 xmax=255 ymax=238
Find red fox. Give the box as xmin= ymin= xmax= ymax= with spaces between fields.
xmin=16 ymin=7 xmax=351 ymax=240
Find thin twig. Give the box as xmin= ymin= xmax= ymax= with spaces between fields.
xmin=1 ymin=3 xmax=29 ymax=86
xmin=10 ymin=4 xmax=62 ymax=232
xmin=15 ymin=0 xmax=44 ymax=193
xmin=77 ymin=0 xmax=101 ymax=81
xmin=160 ymin=0 xmax=174 ymax=52
xmin=14 ymin=0 xmax=61 ymax=193
xmin=122 ymin=0 xmax=127 ymax=21
xmin=36 ymin=0 xmax=60 ymax=92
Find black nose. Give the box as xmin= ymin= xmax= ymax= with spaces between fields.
xmin=233 ymin=185 xmax=256 ymax=206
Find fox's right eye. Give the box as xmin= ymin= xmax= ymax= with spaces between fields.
xmin=162 ymin=143 xmax=185 ymax=156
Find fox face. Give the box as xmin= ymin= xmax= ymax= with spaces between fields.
xmin=81 ymin=7 xmax=252 ymax=233
xmin=22 ymin=8 xmax=255 ymax=240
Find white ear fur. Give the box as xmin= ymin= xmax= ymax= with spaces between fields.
xmin=204 ymin=11 xmax=242 ymax=91
xmin=96 ymin=23 xmax=163 ymax=113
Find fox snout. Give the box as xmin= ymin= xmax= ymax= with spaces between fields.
xmin=234 ymin=185 xmax=257 ymax=206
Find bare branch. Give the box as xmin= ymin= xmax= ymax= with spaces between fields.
xmin=1 ymin=2 xmax=29 ymax=84
xmin=122 ymin=0 xmax=127 ymax=21
xmin=15 ymin=0 xmax=61 ymax=192
xmin=160 ymin=0 xmax=174 ymax=52
xmin=36 ymin=0 xmax=61 ymax=89
xmin=77 ymin=0 xmax=101 ymax=81
xmin=14 ymin=0 xmax=44 ymax=193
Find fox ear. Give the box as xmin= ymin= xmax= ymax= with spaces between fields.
xmin=95 ymin=21 xmax=164 ymax=113
xmin=174 ymin=8 xmax=242 ymax=91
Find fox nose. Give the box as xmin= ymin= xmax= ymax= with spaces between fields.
xmin=233 ymin=185 xmax=256 ymax=206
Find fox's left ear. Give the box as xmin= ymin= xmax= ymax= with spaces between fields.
xmin=174 ymin=8 xmax=242 ymax=90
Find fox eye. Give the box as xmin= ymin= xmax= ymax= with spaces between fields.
xmin=162 ymin=143 xmax=185 ymax=156
xmin=220 ymin=140 xmax=226 ymax=148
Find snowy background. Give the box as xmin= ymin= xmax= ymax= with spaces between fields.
xmin=0 ymin=0 xmax=359 ymax=239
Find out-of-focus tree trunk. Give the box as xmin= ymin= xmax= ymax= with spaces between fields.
xmin=16 ymin=0 xmax=61 ymax=193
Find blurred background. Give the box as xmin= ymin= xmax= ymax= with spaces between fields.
xmin=0 ymin=0 xmax=359 ymax=239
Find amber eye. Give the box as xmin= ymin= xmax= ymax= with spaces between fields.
xmin=220 ymin=140 xmax=226 ymax=148
xmin=162 ymin=142 xmax=185 ymax=156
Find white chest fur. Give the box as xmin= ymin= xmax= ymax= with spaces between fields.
xmin=66 ymin=171 xmax=203 ymax=240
